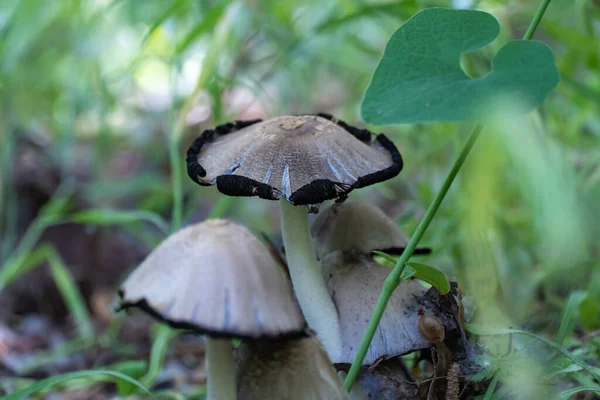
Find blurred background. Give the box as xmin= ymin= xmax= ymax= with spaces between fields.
xmin=0 ymin=0 xmax=599 ymax=398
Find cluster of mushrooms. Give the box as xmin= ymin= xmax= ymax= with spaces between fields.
xmin=118 ymin=114 xmax=461 ymax=399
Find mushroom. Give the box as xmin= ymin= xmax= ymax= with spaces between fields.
xmin=118 ymin=219 xmax=306 ymax=400
xmin=186 ymin=113 xmax=403 ymax=359
xmin=310 ymin=200 xmax=435 ymax=365
xmin=310 ymin=199 xmax=431 ymax=261
xmin=320 ymin=252 xmax=433 ymax=365
xmin=236 ymin=334 xmax=365 ymax=400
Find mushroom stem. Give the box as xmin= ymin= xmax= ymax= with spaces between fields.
xmin=205 ymin=338 xmax=235 ymax=400
xmin=280 ymin=200 xmax=342 ymax=359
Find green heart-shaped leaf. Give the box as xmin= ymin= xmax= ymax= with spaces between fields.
xmin=362 ymin=8 xmax=560 ymax=124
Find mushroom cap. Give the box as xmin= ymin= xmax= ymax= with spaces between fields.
xmin=236 ymin=335 xmax=348 ymax=400
xmin=323 ymin=254 xmax=432 ymax=364
xmin=119 ymin=219 xmax=306 ymax=339
xmin=186 ymin=114 xmax=402 ymax=207
xmin=312 ymin=200 xmax=424 ymax=260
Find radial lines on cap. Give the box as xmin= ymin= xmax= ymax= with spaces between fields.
xmin=281 ymin=164 xmax=292 ymax=198
xmin=263 ymin=163 xmax=273 ymax=184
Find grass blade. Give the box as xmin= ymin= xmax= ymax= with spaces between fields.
xmin=2 ymin=244 xmax=55 ymax=282
xmin=466 ymin=325 xmax=600 ymax=381
xmin=141 ymin=0 xmax=186 ymax=46
xmin=559 ymin=386 xmax=600 ymax=399
xmin=0 ymin=242 xmax=94 ymax=344
xmin=556 ymin=291 xmax=587 ymax=346
xmin=47 ymin=247 xmax=95 ymax=341
xmin=175 ymin=3 xmax=229 ymax=54
xmin=208 ymin=196 xmax=235 ymax=219
xmin=2 ymin=369 xmax=155 ymax=400
xmin=315 ymin=2 xmax=415 ymax=33
xmin=68 ymin=209 xmax=169 ymax=234
xmin=141 ymin=324 xmax=177 ymax=387
xmin=0 ymin=183 xmax=73 ymax=291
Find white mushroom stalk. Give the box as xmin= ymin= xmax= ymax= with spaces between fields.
xmin=280 ymin=200 xmax=342 ymax=359
xmin=205 ymin=338 xmax=236 ymax=400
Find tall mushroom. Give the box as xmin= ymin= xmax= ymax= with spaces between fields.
xmin=186 ymin=114 xmax=403 ymax=359
xmin=118 ymin=219 xmax=306 ymax=400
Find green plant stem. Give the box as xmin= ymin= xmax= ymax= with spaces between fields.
xmin=482 ymin=375 xmax=499 ymax=400
xmin=524 ymin=0 xmax=552 ymax=40
xmin=345 ymin=2 xmax=554 ymax=390
xmin=343 ymin=124 xmax=483 ymax=389
xmin=169 ymin=134 xmax=183 ymax=232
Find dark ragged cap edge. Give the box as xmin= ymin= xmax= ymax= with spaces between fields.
xmin=216 ymin=174 xmax=280 ymax=201
xmin=186 ymin=119 xmax=263 ymax=185
xmin=185 ymin=114 xmax=403 ymax=206
xmin=288 ymin=179 xmax=352 ymax=205
xmin=378 ymin=247 xmax=432 ymax=256
xmin=117 ymin=290 xmax=309 ymax=340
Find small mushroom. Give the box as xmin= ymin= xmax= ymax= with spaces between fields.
xmin=321 ymin=252 xmax=433 ymax=365
xmin=186 ymin=114 xmax=403 ymax=359
xmin=236 ymin=334 xmax=354 ymax=400
xmin=311 ymin=200 xmax=436 ymax=364
xmin=118 ymin=219 xmax=306 ymax=400
xmin=311 ymin=199 xmax=431 ymax=261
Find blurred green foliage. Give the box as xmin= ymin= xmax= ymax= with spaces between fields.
xmin=1 ymin=0 xmax=599 ymax=398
